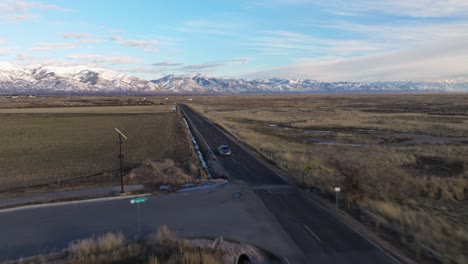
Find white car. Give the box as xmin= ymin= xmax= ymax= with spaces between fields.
xmin=218 ymin=145 xmax=232 ymax=156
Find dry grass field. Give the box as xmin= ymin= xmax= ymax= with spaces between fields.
xmin=11 ymin=226 xmax=238 ymax=264
xmin=189 ymin=94 xmax=468 ymax=263
xmin=0 ymin=102 xmax=198 ymax=193
xmin=12 ymin=226 xmax=270 ymax=264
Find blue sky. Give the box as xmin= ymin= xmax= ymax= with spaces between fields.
xmin=1 ymin=0 xmax=468 ymax=81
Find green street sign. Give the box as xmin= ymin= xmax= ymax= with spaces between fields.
xmin=130 ymin=197 xmax=148 ymax=204
xmin=306 ymin=165 xmax=313 ymax=171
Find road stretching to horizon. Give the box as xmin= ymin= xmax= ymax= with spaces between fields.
xmin=0 ymin=104 xmax=401 ymax=264
xmin=179 ymin=104 xmax=399 ymax=264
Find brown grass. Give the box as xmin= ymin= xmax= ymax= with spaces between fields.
xmin=189 ymin=94 xmax=468 ymax=263
xmin=14 ymin=226 xmax=247 ymax=264
xmin=126 ymin=159 xmax=195 ymax=186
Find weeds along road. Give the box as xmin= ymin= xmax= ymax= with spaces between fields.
xmin=180 ymin=104 xmax=400 ymax=264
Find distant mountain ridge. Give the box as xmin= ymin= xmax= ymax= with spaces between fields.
xmin=151 ymin=75 xmax=468 ymax=94
xmin=0 ymin=62 xmax=162 ymax=94
xmin=0 ymin=62 xmax=467 ymax=94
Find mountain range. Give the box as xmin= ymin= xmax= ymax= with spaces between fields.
xmin=0 ymin=62 xmax=162 ymax=94
xmin=0 ymin=62 xmax=467 ymax=94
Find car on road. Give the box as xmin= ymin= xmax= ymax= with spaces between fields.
xmin=218 ymin=144 xmax=232 ymax=156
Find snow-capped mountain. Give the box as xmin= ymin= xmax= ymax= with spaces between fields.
xmin=0 ymin=62 xmax=162 ymax=94
xmin=151 ymin=75 xmax=468 ymax=94
xmin=1 ymin=62 xmax=467 ymax=94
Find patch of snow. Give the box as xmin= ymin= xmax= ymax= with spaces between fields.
xmin=176 ymin=180 xmax=228 ymax=193
xmin=183 ymin=117 xmax=211 ymax=178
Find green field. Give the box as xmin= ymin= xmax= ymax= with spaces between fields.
xmin=0 ymin=105 xmax=193 ymax=191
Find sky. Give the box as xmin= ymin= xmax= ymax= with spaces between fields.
xmin=0 ymin=0 xmax=468 ymax=81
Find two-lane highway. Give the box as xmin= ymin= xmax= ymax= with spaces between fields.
xmin=180 ymin=104 xmax=399 ymax=264
xmin=182 ymin=104 xmax=286 ymax=186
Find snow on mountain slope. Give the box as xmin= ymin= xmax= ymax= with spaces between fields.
xmin=151 ymin=75 xmax=468 ymax=94
xmin=1 ymin=62 xmax=467 ymax=94
xmin=0 ymin=63 xmax=162 ymax=94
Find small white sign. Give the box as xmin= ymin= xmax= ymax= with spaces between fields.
xmin=334 ymin=187 xmax=341 ymax=192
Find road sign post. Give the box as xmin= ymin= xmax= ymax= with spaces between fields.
xmin=130 ymin=197 xmax=148 ymax=204
xmin=334 ymin=187 xmax=341 ymax=210
xmin=304 ymin=165 xmax=313 ymax=188
xmin=130 ymin=196 xmax=148 ymax=238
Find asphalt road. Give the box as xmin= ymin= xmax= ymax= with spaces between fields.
xmin=180 ymin=104 xmax=399 ymax=264
xmin=0 ymin=182 xmax=300 ymax=261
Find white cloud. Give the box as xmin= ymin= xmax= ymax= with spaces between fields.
xmin=29 ymin=38 xmax=103 ymax=52
xmin=182 ymin=63 xmax=223 ymax=70
xmin=328 ymin=0 xmax=468 ymax=18
xmin=67 ymin=53 xmax=142 ymax=65
xmin=2 ymin=13 xmax=37 ymax=20
xmin=30 ymin=42 xmax=76 ymax=51
xmin=110 ymin=35 xmax=158 ymax=52
xmin=250 ymin=35 xmax=468 ymax=81
xmin=176 ymin=58 xmax=250 ymax=72
xmin=94 ymin=56 xmax=142 ymax=64
xmin=15 ymin=53 xmax=32 ymax=61
xmin=152 ymin=61 xmax=183 ymax=67
xmin=62 ymin=32 xmax=90 ymax=39
xmin=254 ymin=0 xmax=468 ymax=17
xmin=0 ymin=48 xmax=13 ymax=56
xmin=327 ymin=20 xmax=468 ymax=42
xmin=225 ymin=58 xmax=249 ymax=64
xmin=0 ymin=0 xmax=71 ymax=20
xmin=245 ymin=2 xmax=468 ymax=82
xmin=249 ymin=30 xmax=386 ymax=56
xmin=115 ymin=66 xmax=158 ymax=74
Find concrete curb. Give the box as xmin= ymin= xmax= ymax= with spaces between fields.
xmin=0 ymin=192 xmax=152 ymax=213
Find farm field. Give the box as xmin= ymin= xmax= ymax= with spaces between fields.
xmin=189 ymin=94 xmax=468 ymax=263
xmin=0 ymin=103 xmax=197 ymax=194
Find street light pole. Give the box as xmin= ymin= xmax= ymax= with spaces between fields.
xmin=115 ymin=128 xmax=127 ymax=194
xmin=119 ymin=133 xmax=124 ymax=193
xmin=334 ymin=187 xmax=341 ymax=210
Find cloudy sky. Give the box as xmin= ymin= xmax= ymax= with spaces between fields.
xmin=1 ymin=0 xmax=467 ymax=81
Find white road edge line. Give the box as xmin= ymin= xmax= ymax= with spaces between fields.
xmin=304 ymin=196 xmax=403 ymax=264
xmin=0 ymin=193 xmax=152 ymax=214
xmin=303 ymin=224 xmax=321 ymax=242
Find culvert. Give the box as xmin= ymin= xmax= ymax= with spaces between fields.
xmin=236 ymin=253 xmax=252 ymax=264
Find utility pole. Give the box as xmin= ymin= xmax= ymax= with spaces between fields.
xmin=115 ymin=128 xmax=127 ymax=193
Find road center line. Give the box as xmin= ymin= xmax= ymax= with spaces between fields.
xmin=303 ymin=224 xmax=321 ymax=242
